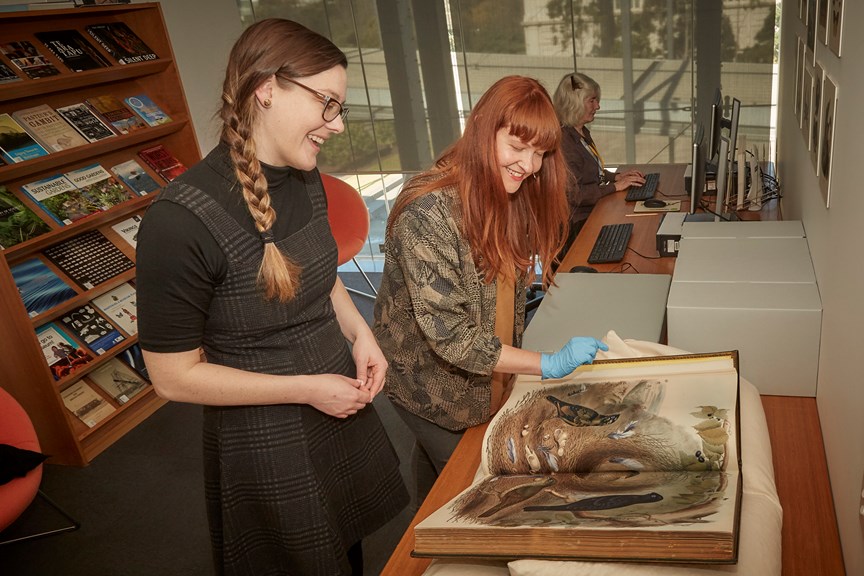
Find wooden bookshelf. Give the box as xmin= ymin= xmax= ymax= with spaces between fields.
xmin=0 ymin=3 xmax=201 ymax=466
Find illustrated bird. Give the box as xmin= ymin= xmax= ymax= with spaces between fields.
xmin=478 ymin=476 xmax=556 ymax=518
xmin=523 ymin=492 xmax=663 ymax=514
xmin=607 ymin=420 xmax=638 ymax=440
xmin=545 ymin=395 xmax=620 ymax=427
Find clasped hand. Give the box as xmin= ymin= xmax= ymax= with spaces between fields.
xmin=540 ymin=337 xmax=608 ymax=379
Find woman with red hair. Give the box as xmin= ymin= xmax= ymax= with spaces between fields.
xmin=373 ymin=75 xmax=607 ymax=506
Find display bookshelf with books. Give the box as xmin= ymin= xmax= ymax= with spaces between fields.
xmin=0 ymin=2 xmax=200 ymax=466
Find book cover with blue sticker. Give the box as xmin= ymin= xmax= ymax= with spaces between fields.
xmin=59 ymin=303 xmax=125 ymax=355
xmin=0 ymin=113 xmax=50 ymax=164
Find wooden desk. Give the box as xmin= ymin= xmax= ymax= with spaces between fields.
xmin=381 ymin=396 xmax=844 ymax=576
xmin=381 ymin=165 xmax=841 ymax=576
xmin=559 ymin=163 xmax=779 ymax=274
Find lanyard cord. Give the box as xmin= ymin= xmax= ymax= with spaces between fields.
xmin=580 ymin=136 xmax=605 ymax=181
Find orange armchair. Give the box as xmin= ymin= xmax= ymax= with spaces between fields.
xmin=321 ymin=173 xmax=378 ymax=300
xmin=0 ymin=387 xmax=78 ymax=545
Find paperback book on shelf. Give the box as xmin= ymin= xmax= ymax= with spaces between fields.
xmin=123 ymin=94 xmax=171 ymax=127
xmin=138 ymin=144 xmax=187 ymax=182
xmin=413 ymin=352 xmax=742 ymax=564
xmin=19 ymin=172 xmax=102 ymax=226
xmin=59 ymin=303 xmax=125 ymax=355
xmin=36 ymin=322 xmax=94 ymax=382
xmin=86 ymin=357 xmax=148 ymax=404
xmin=60 ymin=380 xmax=115 ymax=428
xmin=11 ymin=103 xmax=89 ymax=152
xmin=109 ymin=214 xmax=141 ymax=249
xmin=110 ymin=159 xmax=160 ymax=195
xmin=0 ymin=61 xmax=21 ymax=83
xmin=34 ymin=29 xmax=109 ymax=72
xmin=91 ymin=281 xmax=137 ymax=335
xmin=64 ymin=163 xmax=137 ymax=211
xmin=0 ymin=113 xmax=50 ymax=164
xmin=55 ymin=103 xmax=116 ymax=143
xmin=0 ymin=40 xmax=60 ymax=79
xmin=10 ymin=257 xmax=77 ymax=317
xmin=85 ymin=93 xmax=147 ymax=135
xmin=85 ymin=21 xmax=157 ymax=65
xmin=0 ymin=185 xmax=52 ymax=249
xmin=42 ymin=229 xmax=135 ymax=290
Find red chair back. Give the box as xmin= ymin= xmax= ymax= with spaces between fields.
xmin=0 ymin=387 xmax=42 ymax=531
xmin=321 ymin=174 xmax=370 ymax=266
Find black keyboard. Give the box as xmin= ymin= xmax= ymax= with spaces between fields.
xmin=624 ymin=172 xmax=660 ymax=201
xmin=587 ymin=223 xmax=633 ymax=264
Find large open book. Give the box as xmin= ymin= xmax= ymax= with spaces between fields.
xmin=414 ymin=352 xmax=741 ymax=564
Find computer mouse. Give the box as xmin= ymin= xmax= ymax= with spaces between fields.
xmin=569 ymin=265 xmax=598 ymax=273
xmin=643 ymin=199 xmax=668 ymax=208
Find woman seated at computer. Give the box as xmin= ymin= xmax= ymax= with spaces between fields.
xmin=553 ymin=72 xmax=645 ymax=247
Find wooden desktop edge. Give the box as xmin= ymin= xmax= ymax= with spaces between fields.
xmin=380 ymin=164 xmax=841 ymax=576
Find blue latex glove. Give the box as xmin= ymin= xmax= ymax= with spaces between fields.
xmin=540 ymin=337 xmax=609 ymax=379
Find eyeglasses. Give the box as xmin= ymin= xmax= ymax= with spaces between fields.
xmin=570 ymin=75 xmax=583 ymax=91
xmin=283 ymin=77 xmax=349 ymax=122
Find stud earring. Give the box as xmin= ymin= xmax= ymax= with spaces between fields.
xmin=262 ymin=98 xmax=272 ymax=109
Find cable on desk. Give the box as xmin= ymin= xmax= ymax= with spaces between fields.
xmin=607 ymin=262 xmax=639 ymax=274
xmin=626 ymin=246 xmax=664 ymax=260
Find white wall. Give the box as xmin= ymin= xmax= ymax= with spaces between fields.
xmin=777 ymin=2 xmax=864 ymax=574
xmin=153 ymin=0 xmax=242 ymax=153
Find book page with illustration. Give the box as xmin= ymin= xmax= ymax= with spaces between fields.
xmin=414 ymin=352 xmax=741 ymax=564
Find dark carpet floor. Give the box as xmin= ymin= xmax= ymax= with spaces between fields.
xmin=0 ymin=272 xmax=416 ymax=576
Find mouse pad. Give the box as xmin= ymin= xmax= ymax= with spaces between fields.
xmin=633 ymin=200 xmax=681 ymax=213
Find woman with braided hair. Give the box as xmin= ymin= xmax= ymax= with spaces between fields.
xmin=136 ymin=19 xmax=407 ymax=575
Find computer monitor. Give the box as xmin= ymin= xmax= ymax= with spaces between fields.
xmin=726 ymin=97 xmax=749 ymax=198
xmin=728 ymin=97 xmax=741 ymax=164
xmin=706 ymin=88 xmax=723 ymax=168
xmin=689 ymin=126 xmax=706 ymax=216
xmin=713 ymin=136 xmax=740 ymax=222
xmin=714 ymin=136 xmax=730 ymax=221
xmin=685 ymin=123 xmax=715 ymax=222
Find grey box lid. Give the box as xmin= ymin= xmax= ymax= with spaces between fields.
xmin=523 ymin=273 xmax=672 ymax=352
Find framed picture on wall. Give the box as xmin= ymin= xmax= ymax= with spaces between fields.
xmin=810 ymin=62 xmax=823 ymax=171
xmin=800 ymin=45 xmax=813 ymax=130
xmin=818 ymin=0 xmax=829 ymax=45
xmin=819 ymin=74 xmax=837 ymax=207
xmin=801 ymin=65 xmax=813 ymax=148
xmin=794 ymin=37 xmax=804 ymax=122
xmin=806 ymin=0 xmax=817 ymax=56
xmin=828 ymin=0 xmax=843 ymax=57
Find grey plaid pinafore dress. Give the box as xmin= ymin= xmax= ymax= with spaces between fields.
xmin=156 ymin=172 xmax=408 ymax=576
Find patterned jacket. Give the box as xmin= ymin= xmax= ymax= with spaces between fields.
xmin=373 ymin=185 xmax=526 ymax=431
